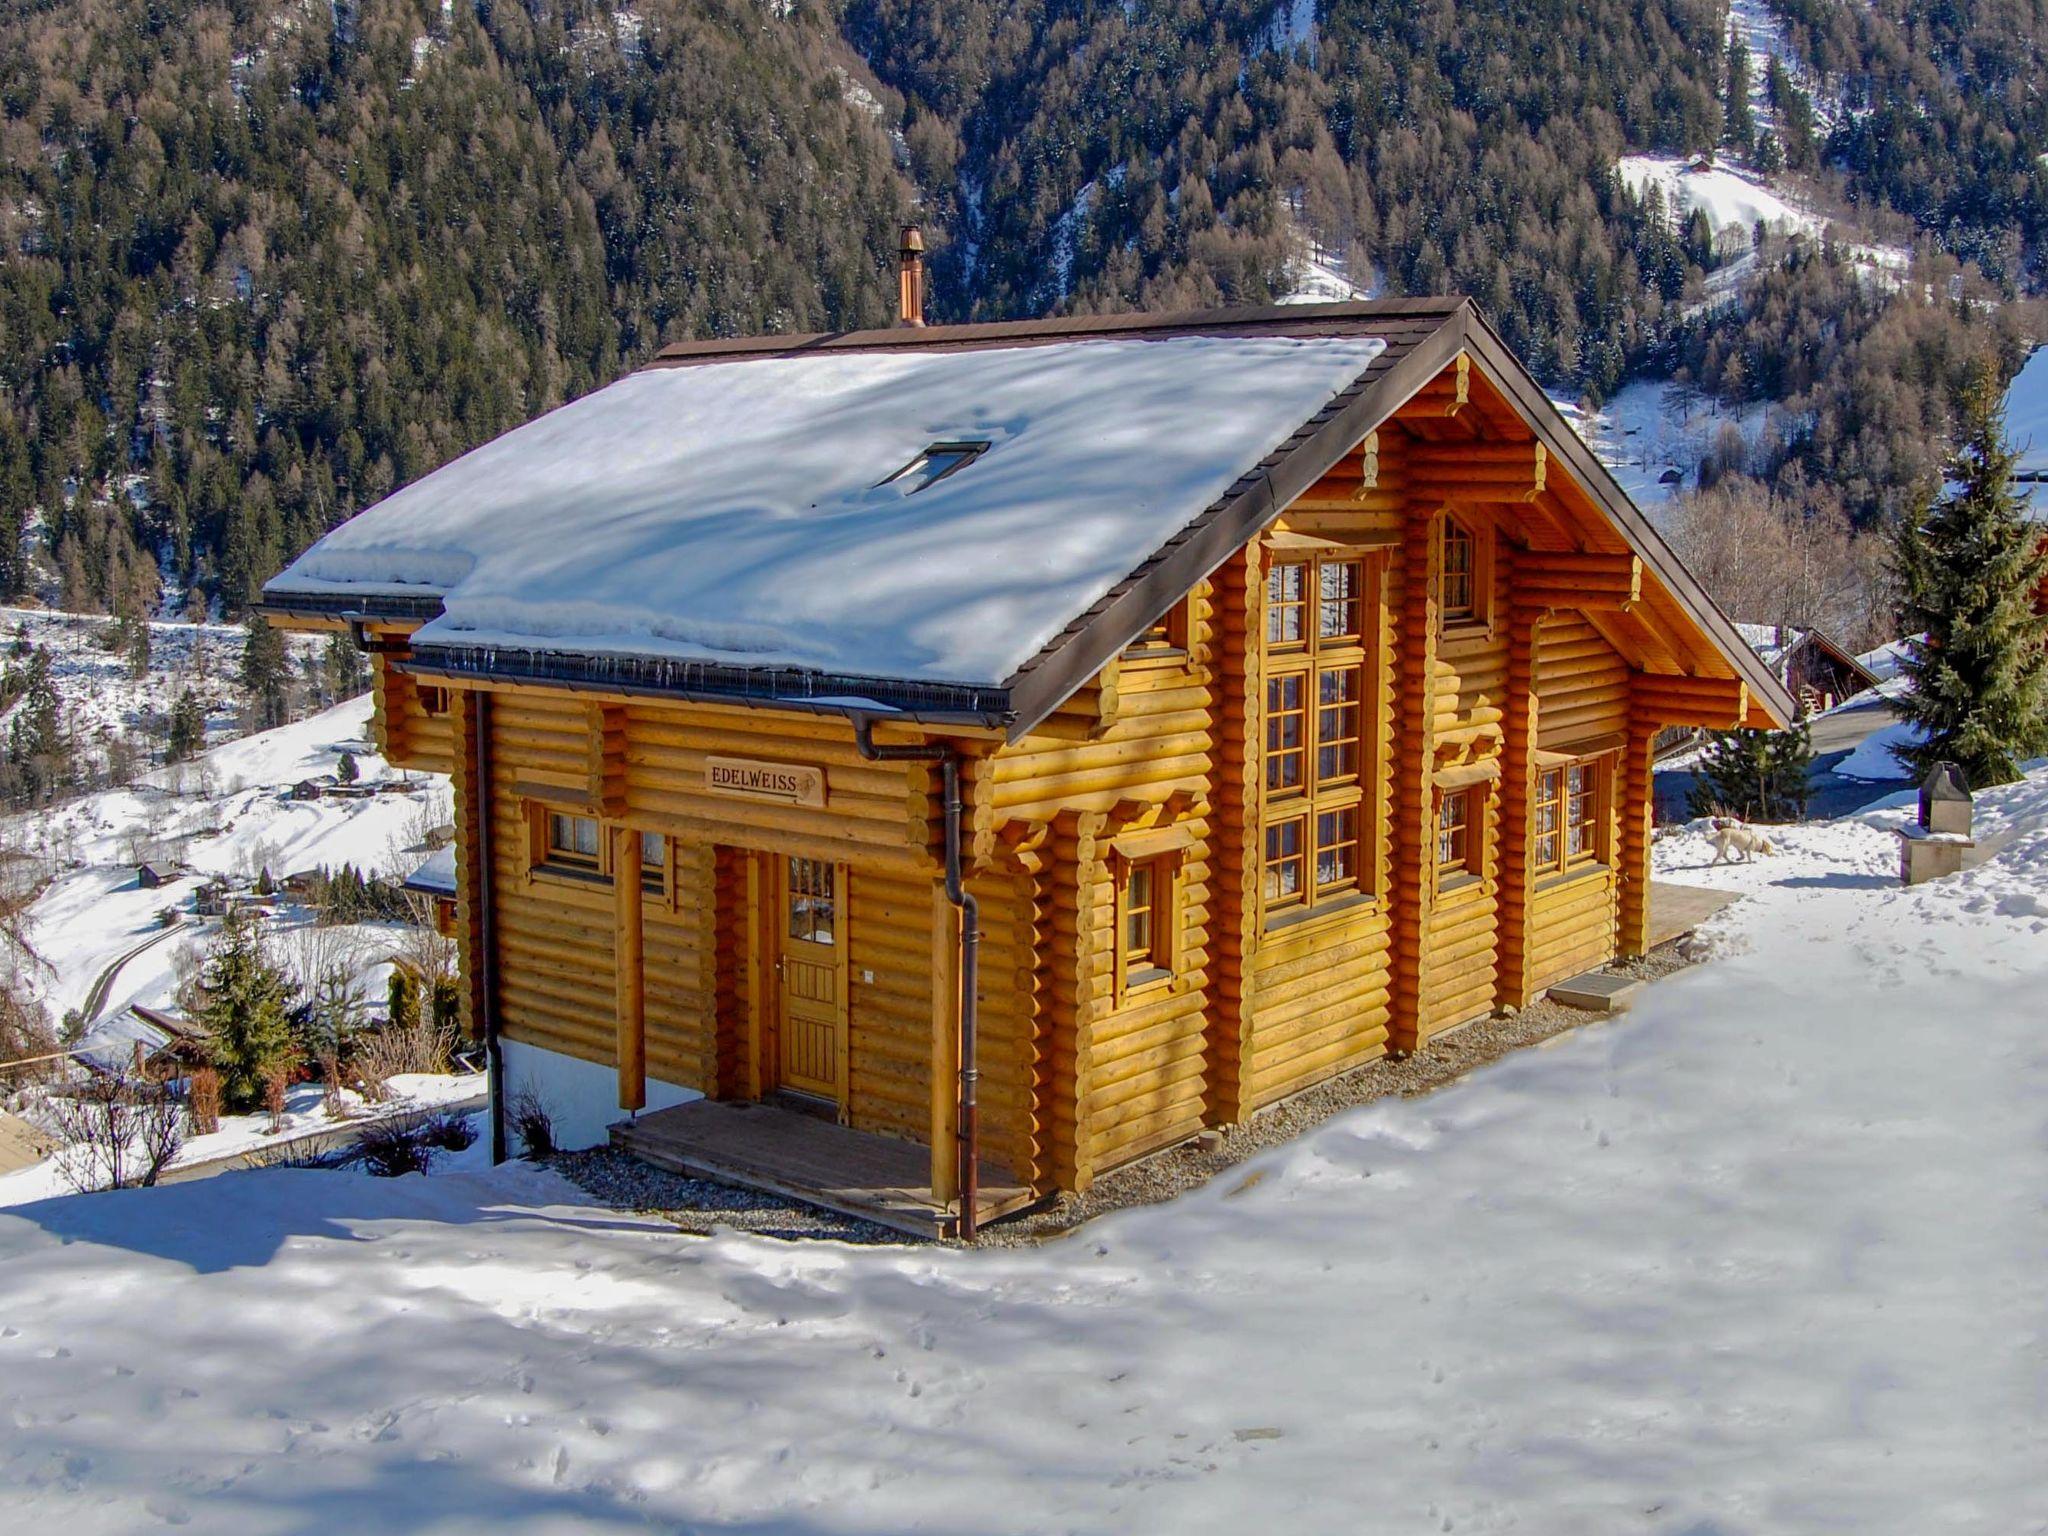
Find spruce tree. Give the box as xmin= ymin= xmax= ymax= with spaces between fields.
xmin=166 ymin=689 xmax=207 ymax=763
xmin=197 ymin=910 xmax=300 ymax=1112
xmin=240 ymin=615 xmax=292 ymax=731
xmin=1892 ymin=365 xmax=2048 ymax=787
xmin=1688 ymin=720 xmax=1815 ymax=822
xmin=335 ymin=749 xmax=359 ymax=784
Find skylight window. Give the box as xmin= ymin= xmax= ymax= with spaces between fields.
xmin=881 ymin=440 xmax=989 ymax=494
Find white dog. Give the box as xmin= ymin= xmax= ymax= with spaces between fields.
xmin=1709 ymin=817 xmax=1775 ymax=865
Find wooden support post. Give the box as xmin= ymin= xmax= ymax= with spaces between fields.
xmin=1617 ymin=717 xmax=1658 ymax=958
xmin=930 ymin=882 xmax=961 ymax=1208
xmin=613 ymin=825 xmax=645 ymax=1112
xmin=743 ymin=854 xmax=766 ymax=1100
xmin=1204 ymin=546 xmax=1261 ymax=1126
xmin=1389 ymin=503 xmax=1442 ymax=1053
xmin=1494 ymin=603 xmax=1541 ymax=1011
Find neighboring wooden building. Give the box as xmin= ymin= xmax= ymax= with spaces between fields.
xmin=263 ymin=295 xmax=1790 ymax=1235
xmin=1734 ymin=623 xmax=1884 ymax=715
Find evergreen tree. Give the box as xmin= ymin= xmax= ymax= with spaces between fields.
xmin=1892 ymin=366 xmax=2048 ymax=786
xmin=165 ymin=689 xmax=206 ymax=764
xmin=387 ymin=969 xmax=420 ymax=1031
xmin=1724 ymin=34 xmax=1755 ymax=157
xmin=335 ymin=749 xmax=359 ymax=784
xmin=240 ymin=615 xmax=292 ymax=731
xmin=196 ymin=910 xmax=300 ymax=1112
xmin=1688 ymin=721 xmax=1815 ymax=822
xmin=322 ymin=632 xmax=368 ymax=701
xmin=5 ymin=649 xmax=70 ymax=804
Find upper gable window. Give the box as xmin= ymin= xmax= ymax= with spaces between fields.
xmin=1439 ymin=514 xmax=1492 ymax=632
xmin=881 ymin=440 xmax=990 ymax=494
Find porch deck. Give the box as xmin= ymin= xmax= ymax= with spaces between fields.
xmin=610 ymin=1098 xmax=1038 ymax=1241
xmin=1647 ymin=880 xmax=1739 ymax=947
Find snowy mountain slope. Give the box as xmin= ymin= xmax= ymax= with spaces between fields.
xmin=10 ymin=694 xmax=449 ymax=1026
xmin=3 ymin=767 xmax=2046 ymax=1530
xmin=0 ymin=604 xmax=321 ymax=753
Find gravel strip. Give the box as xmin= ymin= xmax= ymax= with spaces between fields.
xmin=546 ymin=1147 xmax=906 ymax=1244
xmin=548 ymin=939 xmax=1704 ymax=1248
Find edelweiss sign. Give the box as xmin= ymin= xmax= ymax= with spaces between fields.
xmin=704 ymin=756 xmax=827 ymax=808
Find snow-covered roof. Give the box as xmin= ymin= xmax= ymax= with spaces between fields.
xmin=269 ymin=335 xmax=1386 ymax=690
xmin=404 ymin=845 xmax=457 ymax=896
xmin=1733 ymin=621 xmax=1795 ymax=668
xmin=71 ymin=1008 xmax=176 ymax=1075
xmin=2002 ymin=345 xmax=2048 ymax=521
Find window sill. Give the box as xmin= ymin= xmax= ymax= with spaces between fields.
xmin=530 ymin=863 xmax=609 ymax=890
xmin=1262 ymin=889 xmax=1378 ymax=940
xmin=1438 ymin=619 xmax=1494 ymax=646
xmin=1122 ymin=966 xmax=1174 ymax=997
xmin=1120 ymin=646 xmax=1189 ymax=670
xmin=1534 ymin=863 xmax=1610 ymax=895
xmin=1434 ymin=870 xmax=1488 ymax=904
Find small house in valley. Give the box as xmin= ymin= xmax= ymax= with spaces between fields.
xmin=263 ymin=285 xmax=1790 ymax=1237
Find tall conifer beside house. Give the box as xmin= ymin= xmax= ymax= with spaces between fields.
xmin=239 ymin=614 xmax=293 ymax=731
xmin=1893 ymin=366 xmax=2048 ymax=787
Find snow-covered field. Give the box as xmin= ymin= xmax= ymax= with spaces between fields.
xmin=1553 ymin=378 xmax=1774 ymax=516
xmin=0 ymin=603 xmax=319 ymax=752
xmin=11 ymin=693 xmax=448 ymax=1025
xmin=4 ymin=768 xmax=2046 ymax=1531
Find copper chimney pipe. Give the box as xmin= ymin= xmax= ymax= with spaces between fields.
xmin=897 ymin=224 xmax=926 ymax=327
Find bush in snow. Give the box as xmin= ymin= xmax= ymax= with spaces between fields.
xmin=52 ymin=1072 xmax=185 ymax=1193
xmin=194 ymin=909 xmax=301 ymax=1112
xmin=506 ymin=1085 xmax=556 ymax=1159
xmin=186 ymin=1066 xmax=221 ymax=1136
xmin=354 ymin=1010 xmax=455 ymax=1086
xmin=356 ymin=1114 xmax=433 ymax=1177
xmin=1688 ymin=719 xmax=1814 ymax=823
xmin=263 ymin=1066 xmax=289 ymax=1134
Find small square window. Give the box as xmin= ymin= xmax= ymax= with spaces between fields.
xmin=417 ymin=684 xmax=449 ymax=716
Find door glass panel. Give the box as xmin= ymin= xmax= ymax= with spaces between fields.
xmin=787 ymin=857 xmax=835 ymax=944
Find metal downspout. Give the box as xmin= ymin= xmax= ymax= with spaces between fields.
xmin=475 ymin=693 xmax=506 ymax=1164
xmin=851 ymin=718 xmax=980 ymax=1241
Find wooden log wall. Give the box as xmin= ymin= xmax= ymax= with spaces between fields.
xmin=374 ymin=654 xmax=454 ymax=774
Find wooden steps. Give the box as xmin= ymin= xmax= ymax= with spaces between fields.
xmin=611 ymin=1097 xmax=1036 ymax=1240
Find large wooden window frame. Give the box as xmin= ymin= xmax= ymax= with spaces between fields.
xmin=1532 ymin=754 xmax=1611 ymax=881
xmin=1260 ymin=551 xmax=1378 ymax=926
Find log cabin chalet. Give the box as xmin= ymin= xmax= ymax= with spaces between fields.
xmin=264 ymin=285 xmax=1791 ymax=1237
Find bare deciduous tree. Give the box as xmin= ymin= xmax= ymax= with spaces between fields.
xmin=52 ymin=1073 xmax=185 ymax=1192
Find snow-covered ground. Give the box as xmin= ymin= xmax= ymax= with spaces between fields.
xmin=4 ymin=769 xmax=2046 ymax=1531
xmin=9 ymin=693 xmax=450 ymax=1026
xmin=0 ymin=604 xmax=319 ymax=754
xmin=1553 ymin=377 xmax=1774 ymax=516
xmin=0 ymin=1071 xmax=483 ymax=1208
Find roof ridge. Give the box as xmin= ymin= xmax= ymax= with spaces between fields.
xmin=646 ymin=297 xmax=1472 ymax=366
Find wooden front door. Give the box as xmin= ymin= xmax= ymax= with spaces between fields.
xmin=774 ymin=855 xmax=848 ymax=1107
